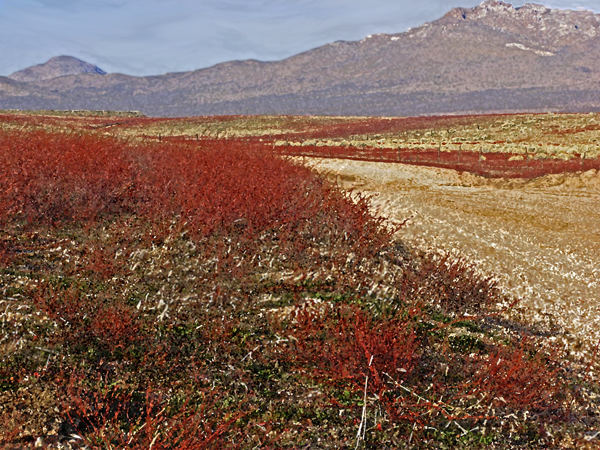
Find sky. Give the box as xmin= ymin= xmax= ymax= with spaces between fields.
xmin=1 ymin=0 xmax=599 ymax=76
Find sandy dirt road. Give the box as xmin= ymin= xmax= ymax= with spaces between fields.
xmin=304 ymin=158 xmax=600 ymax=357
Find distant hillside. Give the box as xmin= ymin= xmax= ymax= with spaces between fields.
xmin=2 ymin=1 xmax=600 ymax=116
xmin=8 ymin=56 xmax=106 ymax=83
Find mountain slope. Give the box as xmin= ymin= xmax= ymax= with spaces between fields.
xmin=2 ymin=1 xmax=600 ymax=116
xmin=8 ymin=56 xmax=106 ymax=83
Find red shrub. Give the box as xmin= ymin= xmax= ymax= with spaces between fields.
xmin=33 ymin=284 xmax=92 ymax=332
xmin=0 ymin=129 xmax=386 ymax=246
xmin=284 ymin=304 xmax=495 ymax=428
xmin=288 ymin=303 xmax=420 ymax=394
xmin=89 ymin=303 xmax=140 ymax=350
xmin=64 ymin=376 xmax=244 ymax=449
xmin=0 ymin=131 xmax=137 ymax=224
xmin=33 ymin=283 xmax=141 ymax=352
xmin=273 ymin=137 xmax=600 ymax=179
xmin=407 ymin=254 xmax=499 ymax=314
xmin=84 ymin=246 xmax=118 ymax=280
xmin=471 ymin=345 xmax=565 ymax=413
xmin=273 ymin=115 xmax=488 ymax=141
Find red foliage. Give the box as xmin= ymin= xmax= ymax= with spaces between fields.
xmin=89 ymin=303 xmax=140 ymax=350
xmin=270 ymin=115 xmax=495 ymax=141
xmin=289 ymin=303 xmax=420 ymax=395
xmin=84 ymin=246 xmax=118 ymax=280
xmin=135 ymin=138 xmax=331 ymax=237
xmin=33 ymin=284 xmax=141 ymax=351
xmin=405 ymin=254 xmax=499 ymax=314
xmin=285 ymin=303 xmax=500 ymax=429
xmin=275 ymin=143 xmax=600 ymax=179
xmin=64 ymin=375 xmax=244 ymax=449
xmin=472 ymin=345 xmax=565 ymax=413
xmin=544 ymin=124 xmax=600 ymax=136
xmin=0 ymin=131 xmax=137 ymax=224
xmin=33 ymin=284 xmax=91 ymax=331
xmin=0 ymin=130 xmax=384 ymax=244
xmin=0 ymin=117 xmax=585 ymax=445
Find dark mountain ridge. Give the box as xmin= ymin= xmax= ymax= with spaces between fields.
xmin=2 ymin=1 xmax=600 ymax=116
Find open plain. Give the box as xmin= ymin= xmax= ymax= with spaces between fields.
xmin=1 ymin=111 xmax=600 ymax=447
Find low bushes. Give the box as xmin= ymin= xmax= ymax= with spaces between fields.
xmin=0 ymin=126 xmax=595 ymax=447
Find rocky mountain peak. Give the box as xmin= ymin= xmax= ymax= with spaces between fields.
xmin=437 ymin=1 xmax=600 ymax=49
xmin=478 ymin=1 xmax=516 ymax=14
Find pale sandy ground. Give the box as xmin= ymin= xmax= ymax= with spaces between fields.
xmin=303 ymin=157 xmax=600 ymax=360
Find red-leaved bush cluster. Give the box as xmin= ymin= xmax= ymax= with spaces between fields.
xmin=472 ymin=344 xmax=565 ymax=412
xmin=276 ymin=143 xmax=600 ymax=179
xmin=0 ymin=131 xmax=137 ymax=224
xmin=288 ymin=303 xmax=420 ymax=389
xmin=0 ymin=130 xmax=383 ymax=243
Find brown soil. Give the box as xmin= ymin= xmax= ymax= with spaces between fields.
xmin=304 ymin=157 xmax=600 ymax=359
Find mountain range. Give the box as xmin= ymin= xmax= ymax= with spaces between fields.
xmin=2 ymin=0 xmax=600 ymax=117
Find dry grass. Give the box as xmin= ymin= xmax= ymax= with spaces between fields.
xmin=305 ymin=158 xmax=600 ymax=364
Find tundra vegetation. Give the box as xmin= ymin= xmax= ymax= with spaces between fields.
xmin=0 ymin=111 xmax=599 ymax=447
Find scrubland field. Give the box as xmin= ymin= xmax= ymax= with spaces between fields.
xmin=1 ymin=111 xmax=600 ymax=448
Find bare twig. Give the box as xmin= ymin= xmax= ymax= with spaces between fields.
xmin=356 ymin=355 xmax=374 ymax=449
